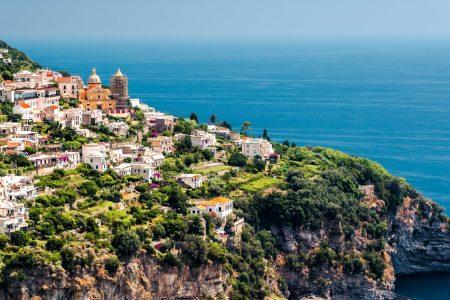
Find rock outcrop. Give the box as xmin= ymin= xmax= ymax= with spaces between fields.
xmin=391 ymin=196 xmax=450 ymax=275
xmin=3 ymin=254 xmax=229 ymax=300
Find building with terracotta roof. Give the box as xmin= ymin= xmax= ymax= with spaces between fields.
xmin=12 ymin=88 xmax=60 ymax=122
xmin=13 ymin=102 xmax=34 ymax=122
xmin=189 ymin=197 xmax=233 ymax=218
xmin=57 ymin=76 xmax=83 ymax=98
xmin=79 ymin=68 xmax=116 ymax=113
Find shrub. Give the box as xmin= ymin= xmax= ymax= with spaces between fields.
xmin=10 ymin=231 xmax=32 ymax=247
xmin=0 ymin=233 xmax=9 ymax=249
xmin=46 ymin=237 xmax=65 ymax=252
xmin=111 ymin=231 xmax=141 ymax=259
xmin=228 ymin=152 xmax=247 ymax=167
xmin=104 ymin=255 xmax=120 ymax=275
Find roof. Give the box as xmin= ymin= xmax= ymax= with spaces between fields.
xmin=57 ymin=77 xmax=73 ymax=83
xmin=198 ymin=197 xmax=231 ymax=206
xmin=18 ymin=103 xmax=31 ymax=109
xmin=179 ymin=173 xmax=202 ymax=179
xmin=49 ymin=105 xmax=58 ymax=110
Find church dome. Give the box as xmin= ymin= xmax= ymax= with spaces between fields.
xmin=88 ymin=68 xmax=101 ymax=84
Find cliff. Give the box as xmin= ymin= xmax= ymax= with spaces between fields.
xmin=269 ymin=187 xmax=450 ymax=299
xmin=391 ymin=196 xmax=450 ymax=275
xmin=3 ymin=253 xmax=229 ymax=300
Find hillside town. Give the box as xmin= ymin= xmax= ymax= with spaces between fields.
xmin=0 ymin=63 xmax=277 ymax=237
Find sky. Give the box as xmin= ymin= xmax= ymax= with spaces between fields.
xmin=1 ymin=0 xmax=450 ymax=41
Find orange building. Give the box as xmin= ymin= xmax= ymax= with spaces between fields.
xmin=79 ymin=68 xmax=116 ymax=113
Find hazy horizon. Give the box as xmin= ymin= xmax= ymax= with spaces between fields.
xmin=2 ymin=0 xmax=450 ymax=41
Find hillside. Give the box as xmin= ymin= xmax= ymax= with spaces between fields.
xmin=0 ymin=43 xmax=449 ymax=300
xmin=0 ymin=40 xmax=41 ymax=80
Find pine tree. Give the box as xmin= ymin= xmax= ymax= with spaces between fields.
xmin=262 ymin=128 xmax=270 ymax=141
xmin=189 ymin=112 xmax=198 ymax=123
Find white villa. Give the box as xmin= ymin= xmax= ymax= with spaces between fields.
xmin=241 ymin=138 xmax=274 ymax=159
xmin=177 ymin=173 xmax=204 ymax=189
xmin=189 ymin=197 xmax=233 ymax=218
xmin=130 ymin=163 xmax=155 ymax=182
xmin=190 ymin=130 xmax=217 ymax=150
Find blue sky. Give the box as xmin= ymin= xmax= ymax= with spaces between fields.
xmin=2 ymin=0 xmax=450 ymax=40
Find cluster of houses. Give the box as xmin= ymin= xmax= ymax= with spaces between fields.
xmin=0 ymin=174 xmax=36 ymax=234
xmin=0 ymin=65 xmax=278 ymax=235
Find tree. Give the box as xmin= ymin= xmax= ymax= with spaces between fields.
xmin=209 ymin=114 xmax=217 ymax=124
xmin=240 ymin=121 xmax=251 ymax=136
xmin=187 ymin=214 xmax=204 ymax=235
xmin=219 ymin=121 xmax=232 ymax=130
xmin=262 ymin=128 xmax=270 ymax=141
xmin=166 ymin=185 xmax=188 ymax=213
xmin=10 ymin=230 xmax=32 ymax=246
xmin=252 ymin=155 xmax=266 ymax=172
xmin=112 ymin=231 xmax=141 ymax=259
xmin=179 ymin=235 xmax=208 ymax=267
xmin=0 ymin=234 xmax=9 ymax=249
xmin=189 ymin=112 xmax=198 ymax=123
xmin=228 ymin=152 xmax=247 ymax=167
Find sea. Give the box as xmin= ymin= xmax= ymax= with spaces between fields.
xmin=12 ymin=38 xmax=450 ymax=299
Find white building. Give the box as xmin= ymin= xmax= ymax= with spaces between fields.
xmin=109 ymin=148 xmax=124 ymax=163
xmin=13 ymin=102 xmax=34 ymax=122
xmin=189 ymin=197 xmax=233 ymax=218
xmin=177 ymin=174 xmax=204 ymax=189
xmin=113 ymin=163 xmax=131 ymax=177
xmin=107 ymin=121 xmax=129 ymax=136
xmin=62 ymin=108 xmax=83 ymax=129
xmin=241 ymin=138 xmax=274 ymax=159
xmin=84 ymin=153 xmax=107 ymax=172
xmin=82 ymin=143 xmax=108 ymax=157
xmin=82 ymin=109 xmax=103 ymax=126
xmin=142 ymin=150 xmax=165 ymax=167
xmin=190 ymin=130 xmax=217 ymax=150
xmin=0 ymin=175 xmax=36 ymax=202
xmin=150 ymin=136 xmax=174 ymax=153
xmin=13 ymin=69 xmax=61 ymax=89
xmin=0 ymin=122 xmax=21 ymax=135
xmin=130 ymin=163 xmax=155 ymax=182
xmin=0 ymin=201 xmax=28 ymax=234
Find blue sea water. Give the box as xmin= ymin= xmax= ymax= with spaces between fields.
xmin=11 ymin=39 xmax=450 ymax=298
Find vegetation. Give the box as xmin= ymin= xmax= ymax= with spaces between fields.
xmin=0 ymin=40 xmax=41 ymax=80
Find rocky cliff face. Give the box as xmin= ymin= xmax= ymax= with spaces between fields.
xmin=3 ymin=193 xmax=449 ymax=300
xmin=270 ymin=188 xmax=450 ymax=299
xmin=3 ymin=253 xmax=229 ymax=300
xmin=391 ymin=196 xmax=450 ymax=275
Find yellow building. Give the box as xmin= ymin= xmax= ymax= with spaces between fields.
xmin=79 ymin=68 xmax=116 ymax=113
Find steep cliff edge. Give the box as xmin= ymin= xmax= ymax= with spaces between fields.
xmin=268 ymin=187 xmax=450 ymax=299
xmin=391 ymin=196 xmax=450 ymax=275
xmin=3 ymin=253 xmax=229 ymax=300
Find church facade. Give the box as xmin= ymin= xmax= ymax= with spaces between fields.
xmin=79 ymin=68 xmax=116 ymax=113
